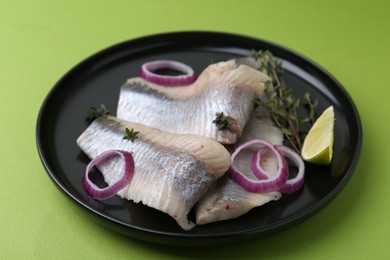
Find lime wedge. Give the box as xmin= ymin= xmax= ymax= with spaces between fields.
xmin=301 ymin=106 xmax=335 ymax=165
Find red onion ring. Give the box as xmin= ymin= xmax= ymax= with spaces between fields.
xmin=251 ymin=148 xmax=270 ymax=180
xmin=229 ymin=139 xmax=305 ymax=194
xmin=276 ymin=145 xmax=305 ymax=193
xmin=140 ymin=60 xmax=196 ymax=86
xmin=228 ymin=139 xmax=289 ymax=193
xmin=82 ymin=150 xmax=134 ymax=200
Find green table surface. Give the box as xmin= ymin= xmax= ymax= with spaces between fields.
xmin=1 ymin=0 xmax=389 ymax=259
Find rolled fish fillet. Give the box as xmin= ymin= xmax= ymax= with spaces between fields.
xmin=77 ymin=115 xmax=231 ymax=230
xmin=117 ymin=60 xmax=270 ymax=144
xmin=196 ymin=107 xmax=284 ymax=225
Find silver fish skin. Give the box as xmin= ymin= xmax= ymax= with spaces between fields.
xmin=195 ymin=107 xmax=284 ymax=225
xmin=77 ymin=115 xmax=231 ymax=230
xmin=117 ymin=60 xmax=270 ymax=144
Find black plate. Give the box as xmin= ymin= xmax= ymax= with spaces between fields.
xmin=36 ymin=31 xmax=362 ymax=246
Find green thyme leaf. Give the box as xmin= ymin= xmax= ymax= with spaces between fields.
xmin=123 ymin=128 xmax=139 ymax=142
xmin=213 ymin=112 xmax=230 ymax=130
xmin=85 ymin=104 xmax=110 ymax=123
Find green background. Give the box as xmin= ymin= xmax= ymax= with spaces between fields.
xmin=1 ymin=0 xmax=389 ymax=258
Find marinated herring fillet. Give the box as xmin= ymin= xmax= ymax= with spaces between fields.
xmin=196 ymin=107 xmax=284 ymax=225
xmin=77 ymin=115 xmax=231 ymax=230
xmin=117 ymin=60 xmax=270 ymax=144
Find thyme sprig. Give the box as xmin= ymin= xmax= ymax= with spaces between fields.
xmin=213 ymin=112 xmax=230 ymax=130
xmin=123 ymin=128 xmax=139 ymax=142
xmin=85 ymin=104 xmax=110 ymax=123
xmin=251 ymin=50 xmax=318 ymax=153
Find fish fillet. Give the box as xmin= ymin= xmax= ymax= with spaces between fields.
xmin=196 ymin=107 xmax=284 ymax=225
xmin=77 ymin=115 xmax=231 ymax=230
xmin=117 ymin=60 xmax=270 ymax=144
